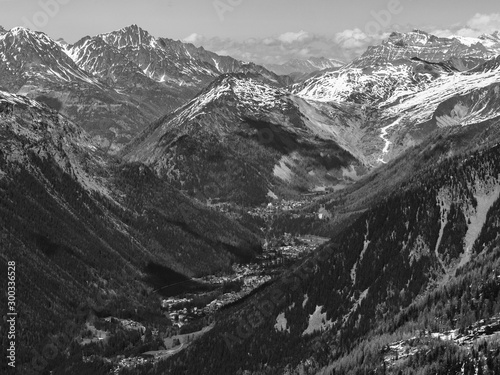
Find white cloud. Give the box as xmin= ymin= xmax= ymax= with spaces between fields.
xmin=466 ymin=13 xmax=500 ymax=34
xmin=299 ymin=48 xmax=310 ymax=56
xmin=431 ymin=13 xmax=500 ymax=38
xmin=179 ymin=13 xmax=500 ymax=66
xmin=431 ymin=29 xmax=454 ymax=38
xmin=278 ymin=30 xmax=311 ymax=44
xmin=333 ymin=28 xmax=389 ymax=56
xmin=335 ymin=28 xmax=370 ymax=49
xmin=215 ymin=50 xmax=230 ymax=57
xmin=455 ymin=28 xmax=479 ymax=38
xmin=263 ymin=37 xmax=278 ymax=46
xmin=183 ymin=33 xmax=204 ymax=44
xmin=183 ymin=31 xmax=353 ymax=65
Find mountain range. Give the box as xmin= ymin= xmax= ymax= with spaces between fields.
xmin=119 ymin=30 xmax=500 ymax=205
xmin=0 ymin=25 xmax=287 ymax=153
xmin=1 ymin=24 xmax=500 ymax=375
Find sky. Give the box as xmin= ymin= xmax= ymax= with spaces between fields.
xmin=0 ymin=0 xmax=499 ymax=64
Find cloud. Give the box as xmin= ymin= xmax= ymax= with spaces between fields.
xmin=431 ymin=13 xmax=500 ymax=38
xmin=183 ymin=33 xmax=205 ymax=44
xmin=431 ymin=29 xmax=454 ymax=38
xmin=335 ymin=28 xmax=370 ymax=49
xmin=277 ymin=30 xmax=311 ymax=44
xmin=333 ymin=28 xmax=389 ymax=56
xmin=467 ymin=13 xmax=500 ymax=34
xmin=181 ymin=13 xmax=500 ymax=67
xmin=184 ymin=31 xmax=364 ymax=65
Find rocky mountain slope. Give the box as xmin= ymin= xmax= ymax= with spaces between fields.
xmin=123 ymin=73 xmax=366 ymax=205
xmin=293 ymin=47 xmax=500 ymax=165
xmin=271 ymin=114 xmax=500 ymax=241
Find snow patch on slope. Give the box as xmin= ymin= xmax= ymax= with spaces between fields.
xmin=273 ymin=155 xmax=294 ymax=182
xmin=350 ymin=221 xmax=370 ymax=284
xmin=275 ymin=313 xmax=289 ymax=333
xmin=302 ymin=294 xmax=309 ymax=308
xmin=377 ymin=118 xmax=403 ymax=163
xmin=302 ymin=305 xmax=333 ymax=336
xmin=458 ymin=184 xmax=500 ymax=270
xmin=434 ymin=191 xmax=451 ymax=273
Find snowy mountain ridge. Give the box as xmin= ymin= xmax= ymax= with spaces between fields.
xmin=352 ymin=29 xmax=500 ymax=69
xmin=292 ymin=53 xmax=500 ymax=163
xmin=0 ymin=27 xmax=102 ymax=87
xmin=0 ymin=24 xmax=288 ymax=152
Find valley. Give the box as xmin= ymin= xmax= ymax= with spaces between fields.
xmin=1 ymin=22 xmax=500 ymax=375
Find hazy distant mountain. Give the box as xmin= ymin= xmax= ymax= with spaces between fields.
xmin=266 ymin=57 xmax=345 ymax=76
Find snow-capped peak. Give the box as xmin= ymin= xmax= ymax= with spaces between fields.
xmin=1 ymin=26 xmax=58 ymax=48
xmin=173 ymin=74 xmax=287 ymax=122
xmin=100 ymin=24 xmax=158 ymax=49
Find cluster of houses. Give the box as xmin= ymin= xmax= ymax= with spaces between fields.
xmin=256 ymin=250 xmax=284 ymax=267
xmin=156 ymin=232 xmax=330 ymax=331
xmin=160 ymin=297 xmax=203 ymax=327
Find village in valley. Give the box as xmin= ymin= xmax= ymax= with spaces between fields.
xmin=78 ymin=197 xmax=332 ymax=373
xmin=160 ymin=231 xmax=330 ymax=330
